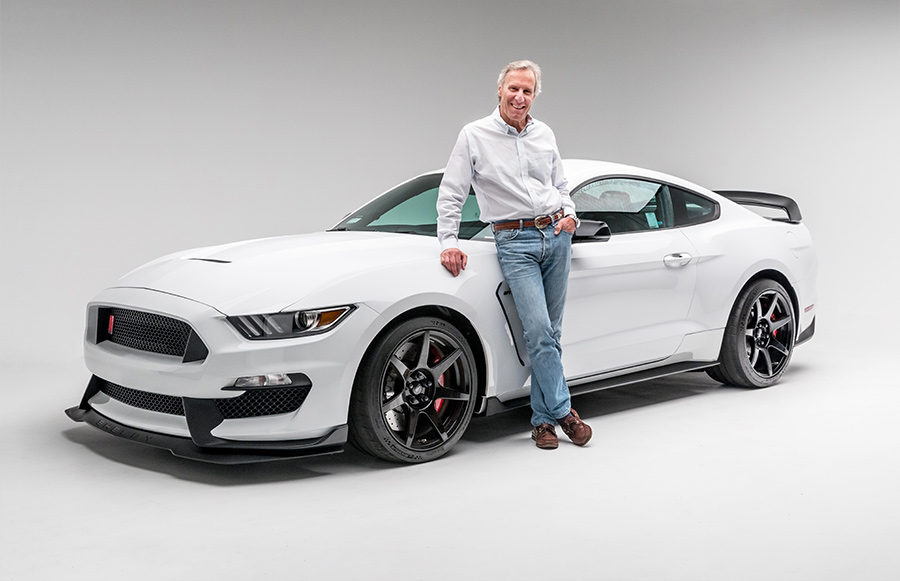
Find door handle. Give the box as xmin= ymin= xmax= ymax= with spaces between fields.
xmin=663 ymin=252 xmax=693 ymax=267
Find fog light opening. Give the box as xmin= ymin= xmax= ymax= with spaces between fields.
xmin=233 ymin=373 xmax=293 ymax=388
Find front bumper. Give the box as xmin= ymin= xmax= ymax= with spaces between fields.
xmin=66 ymin=377 xmax=347 ymax=464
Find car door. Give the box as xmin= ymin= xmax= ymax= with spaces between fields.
xmin=561 ymin=177 xmax=699 ymax=380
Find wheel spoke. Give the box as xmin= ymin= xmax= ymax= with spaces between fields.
xmin=759 ymin=348 xmax=774 ymax=376
xmin=770 ymin=316 xmax=792 ymax=332
xmin=433 ymin=385 xmax=470 ymax=401
xmin=389 ymin=354 xmax=410 ymax=378
xmin=404 ymin=410 xmax=421 ymax=447
xmin=753 ymin=298 xmax=765 ymax=323
xmin=382 ymin=392 xmax=404 ymax=414
xmin=764 ymin=294 xmax=779 ymax=320
xmin=769 ymin=338 xmax=789 ymax=357
xmin=416 ymin=330 xmax=432 ymax=369
xmin=430 ymin=347 xmax=462 ymax=377
xmin=423 ymin=408 xmax=450 ymax=443
xmin=749 ymin=343 xmax=760 ymax=368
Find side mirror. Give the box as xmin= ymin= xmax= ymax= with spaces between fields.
xmin=573 ymin=220 xmax=611 ymax=242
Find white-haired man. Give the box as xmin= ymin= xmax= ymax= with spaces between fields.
xmin=436 ymin=60 xmax=592 ymax=450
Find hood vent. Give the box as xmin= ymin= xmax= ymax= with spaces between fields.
xmin=186 ymin=258 xmax=232 ymax=264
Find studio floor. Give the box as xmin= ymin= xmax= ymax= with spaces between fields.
xmin=2 ymin=315 xmax=898 ymax=581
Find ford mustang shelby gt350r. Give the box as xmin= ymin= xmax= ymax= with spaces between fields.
xmin=66 ymin=160 xmax=817 ymax=463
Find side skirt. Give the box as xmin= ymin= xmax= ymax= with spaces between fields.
xmin=483 ymin=361 xmax=718 ymax=416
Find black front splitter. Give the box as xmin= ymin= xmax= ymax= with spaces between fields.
xmin=65 ymin=406 xmax=347 ymax=464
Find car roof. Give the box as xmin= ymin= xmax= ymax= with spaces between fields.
xmin=561 ymin=159 xmax=714 ymax=196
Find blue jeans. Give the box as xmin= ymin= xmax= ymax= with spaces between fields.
xmin=494 ymin=225 xmax=573 ymax=426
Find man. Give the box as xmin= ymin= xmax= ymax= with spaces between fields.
xmin=436 ymin=60 xmax=592 ymax=450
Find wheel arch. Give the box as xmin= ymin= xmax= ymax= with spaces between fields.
xmin=739 ymin=269 xmax=800 ymax=335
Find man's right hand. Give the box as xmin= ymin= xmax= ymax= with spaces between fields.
xmin=440 ymin=248 xmax=468 ymax=277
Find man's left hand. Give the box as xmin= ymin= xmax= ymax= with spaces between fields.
xmin=554 ymin=216 xmax=577 ymax=235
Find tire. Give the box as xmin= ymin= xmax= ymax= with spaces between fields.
xmin=716 ymin=279 xmax=796 ymax=388
xmin=348 ymin=317 xmax=478 ymax=463
xmin=705 ymin=364 xmax=728 ymax=384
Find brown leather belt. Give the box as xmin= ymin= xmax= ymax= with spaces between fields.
xmin=492 ymin=210 xmax=565 ymax=232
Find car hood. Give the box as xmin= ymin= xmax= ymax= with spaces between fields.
xmin=112 ymin=231 xmax=438 ymax=314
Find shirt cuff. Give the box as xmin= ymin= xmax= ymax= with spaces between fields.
xmin=440 ymin=237 xmax=460 ymax=252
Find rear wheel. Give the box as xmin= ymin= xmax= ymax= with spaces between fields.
xmin=711 ymin=279 xmax=796 ymax=388
xmin=349 ymin=317 xmax=478 ymax=463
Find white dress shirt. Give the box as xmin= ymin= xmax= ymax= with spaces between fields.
xmin=437 ymin=107 xmax=574 ymax=251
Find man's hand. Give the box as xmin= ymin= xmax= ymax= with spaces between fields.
xmin=440 ymin=248 xmax=468 ymax=277
xmin=554 ymin=216 xmax=577 ymax=235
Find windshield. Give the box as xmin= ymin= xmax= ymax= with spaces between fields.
xmin=331 ymin=173 xmax=491 ymax=239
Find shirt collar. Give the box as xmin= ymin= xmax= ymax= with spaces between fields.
xmin=492 ymin=106 xmax=534 ymax=135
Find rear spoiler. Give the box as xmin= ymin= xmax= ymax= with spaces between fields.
xmin=715 ymin=190 xmax=802 ymax=223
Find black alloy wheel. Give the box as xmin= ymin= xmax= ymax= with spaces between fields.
xmin=349 ymin=317 xmax=478 ymax=463
xmin=708 ymin=279 xmax=796 ymax=388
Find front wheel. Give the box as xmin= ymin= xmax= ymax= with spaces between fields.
xmin=348 ymin=317 xmax=478 ymax=463
xmin=711 ymin=279 xmax=796 ymax=388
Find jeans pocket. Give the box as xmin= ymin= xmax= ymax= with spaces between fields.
xmin=493 ymin=228 xmax=519 ymax=243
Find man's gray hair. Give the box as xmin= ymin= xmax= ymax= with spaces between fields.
xmin=497 ymin=60 xmax=542 ymax=97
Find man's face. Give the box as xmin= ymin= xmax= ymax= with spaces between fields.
xmin=497 ymin=69 xmax=536 ymax=131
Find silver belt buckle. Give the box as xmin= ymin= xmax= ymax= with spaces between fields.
xmin=534 ymin=214 xmax=551 ymax=229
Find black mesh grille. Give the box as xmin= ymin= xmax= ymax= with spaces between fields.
xmin=106 ymin=308 xmax=192 ymax=357
xmin=100 ymin=380 xmax=186 ymax=416
xmin=216 ymin=387 xmax=311 ymax=419
xmin=97 ymin=379 xmax=310 ymax=420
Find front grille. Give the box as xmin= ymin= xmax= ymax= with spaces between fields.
xmin=100 ymin=380 xmax=186 ymax=416
xmin=216 ymin=387 xmax=311 ymax=419
xmin=98 ymin=379 xmax=310 ymax=420
xmin=106 ymin=308 xmax=191 ymax=357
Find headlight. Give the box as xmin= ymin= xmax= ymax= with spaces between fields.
xmin=227 ymin=305 xmax=355 ymax=340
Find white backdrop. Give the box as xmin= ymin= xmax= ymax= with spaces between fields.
xmin=1 ymin=2 xmax=899 ymax=580
xmin=2 ymin=0 xmax=898 ymax=366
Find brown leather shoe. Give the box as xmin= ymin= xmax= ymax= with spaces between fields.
xmin=531 ymin=423 xmax=558 ymax=449
xmin=559 ymin=409 xmax=592 ymax=446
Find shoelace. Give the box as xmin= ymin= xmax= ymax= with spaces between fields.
xmin=533 ymin=425 xmax=555 ymax=438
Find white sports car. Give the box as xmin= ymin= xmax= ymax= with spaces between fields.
xmin=67 ymin=160 xmax=817 ymax=463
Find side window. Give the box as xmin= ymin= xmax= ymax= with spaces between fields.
xmin=671 ymin=187 xmax=719 ymax=226
xmin=572 ymin=178 xmax=674 ymax=234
